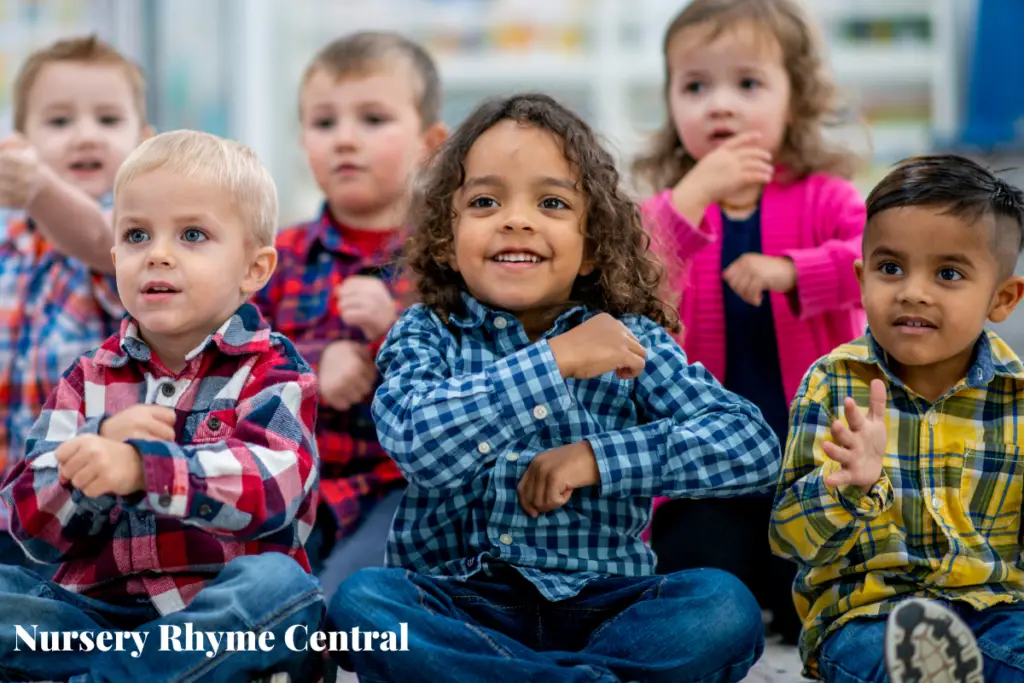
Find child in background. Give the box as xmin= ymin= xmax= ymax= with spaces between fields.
xmin=254 ymin=31 xmax=446 ymax=599
xmin=0 ymin=36 xmax=153 ymax=567
xmin=0 ymin=130 xmax=322 ymax=682
xmin=771 ymin=155 xmax=1024 ymax=683
xmin=637 ymin=0 xmax=866 ymax=643
xmin=329 ymin=93 xmax=779 ymax=683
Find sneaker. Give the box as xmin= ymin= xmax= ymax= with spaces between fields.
xmin=884 ymin=598 xmax=985 ymax=683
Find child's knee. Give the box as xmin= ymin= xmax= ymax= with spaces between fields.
xmin=663 ymin=568 xmax=763 ymax=645
xmin=329 ymin=567 xmax=409 ymax=624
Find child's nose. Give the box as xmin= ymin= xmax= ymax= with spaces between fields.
xmin=146 ymin=240 xmax=176 ymax=267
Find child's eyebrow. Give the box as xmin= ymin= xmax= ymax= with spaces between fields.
xmin=536 ymin=176 xmax=579 ymax=193
xmin=463 ymin=175 xmax=505 ymax=191
xmin=869 ymin=246 xmax=905 ymax=260
xmin=935 ymin=253 xmax=975 ymax=267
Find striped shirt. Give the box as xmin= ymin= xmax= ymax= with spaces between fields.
xmin=374 ymin=294 xmax=781 ymax=601
xmin=770 ymin=331 xmax=1024 ymax=678
xmin=1 ymin=304 xmax=319 ymax=613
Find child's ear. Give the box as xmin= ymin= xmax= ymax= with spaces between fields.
xmin=241 ymin=246 xmax=278 ymax=295
xmin=988 ymin=274 xmax=1024 ymax=323
xmin=422 ymin=122 xmax=448 ymax=156
xmin=853 ymin=259 xmax=866 ymax=308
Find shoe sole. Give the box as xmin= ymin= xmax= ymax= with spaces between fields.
xmin=884 ymin=598 xmax=985 ymax=683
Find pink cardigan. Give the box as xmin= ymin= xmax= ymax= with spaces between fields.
xmin=644 ymin=173 xmax=867 ymax=403
xmin=644 ymin=174 xmax=866 ymax=530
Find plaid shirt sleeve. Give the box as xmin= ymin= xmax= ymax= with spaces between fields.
xmin=769 ymin=363 xmax=895 ymax=566
xmin=121 ymin=344 xmax=319 ymax=541
xmin=588 ymin=318 xmax=781 ymax=498
xmin=373 ymin=305 xmax=575 ymax=489
xmin=251 ymin=278 xmax=331 ymax=371
xmin=1 ymin=359 xmax=119 ymax=564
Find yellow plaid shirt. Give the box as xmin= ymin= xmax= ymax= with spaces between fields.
xmin=770 ymin=330 xmax=1024 ymax=678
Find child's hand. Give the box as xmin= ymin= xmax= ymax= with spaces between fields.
xmin=318 ymin=340 xmax=377 ymax=411
xmin=55 ymin=435 xmax=145 ymax=498
xmin=100 ymin=405 xmax=176 ymax=442
xmin=337 ymin=276 xmax=398 ymax=340
xmin=671 ymin=132 xmax=774 ymax=215
xmin=723 ymin=253 xmax=796 ymax=306
xmin=517 ymin=441 xmax=600 ymax=517
xmin=0 ymin=135 xmax=45 ymax=209
xmin=823 ymin=379 xmax=888 ymax=494
xmin=548 ymin=313 xmax=647 ymax=380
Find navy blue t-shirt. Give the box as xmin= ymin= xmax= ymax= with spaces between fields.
xmin=721 ymin=206 xmax=790 ymax=453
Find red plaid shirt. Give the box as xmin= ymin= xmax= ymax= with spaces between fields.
xmin=0 ymin=304 xmax=319 ymax=613
xmin=253 ymin=205 xmax=411 ymax=539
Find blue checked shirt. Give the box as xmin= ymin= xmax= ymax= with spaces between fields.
xmin=373 ymin=294 xmax=781 ymax=600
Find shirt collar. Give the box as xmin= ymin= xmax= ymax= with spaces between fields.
xmin=97 ymin=303 xmax=272 ymax=368
xmin=303 ymin=202 xmax=406 ymax=259
xmin=447 ymin=291 xmax=592 ymax=336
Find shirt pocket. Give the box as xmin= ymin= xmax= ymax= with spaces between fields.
xmin=187 ymin=408 xmax=237 ymax=445
xmin=959 ymin=442 xmax=1024 ymax=534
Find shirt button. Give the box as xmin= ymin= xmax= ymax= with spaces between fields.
xmin=928 ymin=412 xmax=938 ymax=426
xmin=477 ymin=442 xmax=491 ymax=454
xmin=932 ymin=496 xmax=942 ymax=510
xmin=198 ymin=504 xmax=212 ymax=516
xmin=493 ymin=316 xmax=507 ymax=329
xmin=160 ymin=383 xmax=175 ymax=398
xmin=158 ymin=492 xmax=172 ymax=508
xmin=507 ymin=452 xmax=519 ymax=462
xmin=532 ymin=405 xmax=548 ymax=420
xmin=207 ymin=416 xmax=221 ymax=431
xmin=499 ymin=534 xmax=513 ymax=545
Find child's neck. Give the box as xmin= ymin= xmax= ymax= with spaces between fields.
xmin=891 ymin=348 xmax=975 ymax=403
xmin=328 ymin=200 xmax=407 ymax=232
xmin=719 ymin=185 xmax=763 ymax=221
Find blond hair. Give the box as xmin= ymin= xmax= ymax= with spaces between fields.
xmin=301 ymin=31 xmax=442 ymax=126
xmin=13 ymin=34 xmax=147 ymax=132
xmin=632 ymin=0 xmax=862 ymax=192
xmin=114 ymin=130 xmax=279 ymax=247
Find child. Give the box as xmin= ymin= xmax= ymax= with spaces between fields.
xmin=770 ymin=155 xmax=1024 ymax=683
xmin=0 ymin=35 xmax=153 ymax=567
xmin=0 ymin=130 xmax=323 ymax=682
xmin=328 ymin=92 xmax=780 ymax=683
xmin=253 ymin=31 xmax=446 ymax=598
xmin=637 ymin=0 xmax=867 ymax=642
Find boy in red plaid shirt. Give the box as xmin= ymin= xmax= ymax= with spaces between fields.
xmin=254 ymin=31 xmax=446 ymax=598
xmin=0 ymin=130 xmax=323 ymax=682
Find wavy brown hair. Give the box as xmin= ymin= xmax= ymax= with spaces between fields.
xmin=406 ymin=93 xmax=680 ymax=332
xmin=632 ymin=0 xmax=862 ymax=192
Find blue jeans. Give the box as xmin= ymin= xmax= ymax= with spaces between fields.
xmin=0 ymin=553 xmax=325 ymax=683
xmin=819 ymin=603 xmax=1024 ymax=683
xmin=0 ymin=530 xmax=54 ymax=580
xmin=329 ymin=565 xmax=763 ymax=683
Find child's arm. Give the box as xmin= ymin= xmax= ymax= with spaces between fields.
xmin=374 ymin=306 xmax=579 ymax=489
xmin=1 ymin=362 xmax=120 ymax=564
xmin=769 ymin=371 xmax=892 ymax=567
xmin=118 ymin=339 xmax=319 ymax=540
xmin=781 ymin=178 xmax=865 ymax=319
xmin=584 ymin=318 xmax=781 ymax=499
xmin=0 ymin=136 xmax=115 ymax=273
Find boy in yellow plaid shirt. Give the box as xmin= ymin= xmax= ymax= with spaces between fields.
xmin=771 ymin=155 xmax=1024 ymax=683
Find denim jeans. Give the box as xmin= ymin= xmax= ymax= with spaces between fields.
xmin=0 ymin=553 xmax=325 ymax=683
xmin=328 ymin=564 xmax=764 ymax=683
xmin=818 ymin=603 xmax=1024 ymax=683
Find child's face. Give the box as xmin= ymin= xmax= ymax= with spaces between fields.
xmin=112 ymin=170 xmax=276 ymax=363
xmin=22 ymin=62 xmax=147 ymax=199
xmin=667 ymin=21 xmax=790 ymax=161
xmin=449 ymin=120 xmax=592 ymax=332
xmin=300 ymin=64 xmax=441 ymax=227
xmin=856 ymin=206 xmax=1024 ymax=388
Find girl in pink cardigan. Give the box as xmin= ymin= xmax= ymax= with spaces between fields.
xmin=637 ymin=0 xmax=866 ymax=645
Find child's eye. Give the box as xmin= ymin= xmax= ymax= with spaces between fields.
xmin=540 ymin=197 xmax=569 ymax=210
xmin=99 ymin=115 xmax=123 ymax=126
xmin=363 ymin=113 xmax=390 ymax=126
xmin=938 ymin=267 xmax=963 ymax=282
xmin=312 ymin=117 xmax=335 ymax=130
xmin=182 ymin=227 xmax=207 ymax=243
xmin=468 ymin=196 xmax=498 ymax=209
xmin=683 ymin=81 xmax=704 ymax=94
xmin=123 ymin=228 xmax=148 ymax=244
xmin=879 ymin=261 xmax=903 ymax=276
xmin=47 ymin=116 xmax=71 ymax=128
xmin=740 ymin=77 xmax=761 ymax=90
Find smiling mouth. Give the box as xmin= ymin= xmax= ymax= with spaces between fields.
xmin=894 ymin=316 xmax=937 ymax=330
xmin=493 ymin=252 xmax=544 ymax=263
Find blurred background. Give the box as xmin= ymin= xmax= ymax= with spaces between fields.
xmin=1 ymin=0 xmax=1021 ymax=344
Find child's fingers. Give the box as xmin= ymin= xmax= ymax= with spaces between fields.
xmin=144 ymin=419 xmax=175 ymax=441
xmin=868 ymin=379 xmax=887 ymax=419
xmin=829 ymin=420 xmax=857 ymax=450
xmin=822 ymin=439 xmax=854 ymax=467
xmin=722 ymin=131 xmax=763 ymax=150
xmin=516 ymin=471 xmax=539 ymax=518
xmin=824 ymin=468 xmax=855 ymax=488
xmin=844 ymin=396 xmax=865 ymax=431
xmin=147 ymin=406 xmax=177 ymax=425
xmin=70 ymin=463 xmax=102 ymax=493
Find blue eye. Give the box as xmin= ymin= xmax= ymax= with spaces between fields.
xmin=182 ymin=228 xmax=207 ymax=243
xmin=124 ymin=228 xmax=148 ymax=244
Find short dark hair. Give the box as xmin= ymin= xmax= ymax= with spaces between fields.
xmin=866 ymin=154 xmax=1024 ymax=278
xmin=301 ymin=31 xmax=441 ymax=126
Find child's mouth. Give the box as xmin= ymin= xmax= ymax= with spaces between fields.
xmin=69 ymin=160 xmax=103 ymax=173
xmin=893 ymin=316 xmax=938 ymax=335
xmin=492 ymin=251 xmax=545 ymax=269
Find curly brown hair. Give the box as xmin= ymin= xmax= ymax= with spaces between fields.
xmin=406 ymin=93 xmax=680 ymax=332
xmin=632 ymin=0 xmax=863 ymax=193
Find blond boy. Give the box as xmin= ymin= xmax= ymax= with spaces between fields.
xmin=253 ymin=31 xmax=446 ymax=598
xmin=0 ymin=131 xmax=322 ymax=681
